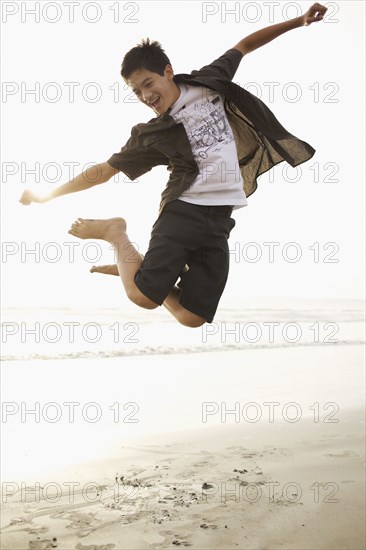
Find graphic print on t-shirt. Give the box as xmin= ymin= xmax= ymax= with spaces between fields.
xmin=169 ymin=83 xmax=248 ymax=209
xmin=173 ymin=90 xmax=234 ymax=161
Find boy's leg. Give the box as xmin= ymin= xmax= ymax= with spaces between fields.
xmin=163 ymin=286 xmax=206 ymax=327
xmin=69 ymin=217 xmax=156 ymax=309
xmin=68 ymin=217 xmax=206 ymax=327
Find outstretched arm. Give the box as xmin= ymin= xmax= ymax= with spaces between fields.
xmin=233 ymin=2 xmax=328 ymax=56
xmin=19 ymin=162 xmax=119 ymax=205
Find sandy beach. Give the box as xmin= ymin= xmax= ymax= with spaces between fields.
xmin=1 ymin=341 xmax=365 ymax=549
xmin=1 ymin=407 xmax=365 ymax=549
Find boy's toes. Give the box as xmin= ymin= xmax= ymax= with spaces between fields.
xmin=90 ymin=264 xmax=119 ymax=275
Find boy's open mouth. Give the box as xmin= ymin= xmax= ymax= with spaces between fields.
xmin=149 ymin=96 xmax=160 ymax=109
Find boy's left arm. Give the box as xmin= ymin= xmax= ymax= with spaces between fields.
xmin=233 ymin=2 xmax=327 ymax=56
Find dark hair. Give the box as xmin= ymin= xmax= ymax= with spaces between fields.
xmin=121 ymin=38 xmax=172 ymax=81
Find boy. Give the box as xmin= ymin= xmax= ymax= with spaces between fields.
xmin=20 ymin=3 xmax=327 ymax=328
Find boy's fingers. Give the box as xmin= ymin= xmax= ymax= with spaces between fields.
xmin=312 ymin=1 xmax=327 ymax=10
xmin=308 ymin=2 xmax=327 ymax=17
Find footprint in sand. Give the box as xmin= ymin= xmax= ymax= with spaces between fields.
xmin=10 ymin=517 xmax=30 ymax=525
xmin=192 ymin=461 xmax=211 ymax=468
xmin=25 ymin=526 xmax=49 ymax=535
xmin=274 ymin=497 xmax=303 ymax=507
xmin=324 ymin=450 xmax=359 ymax=458
xmin=28 ymin=538 xmax=57 ymax=550
xmin=200 ymin=522 xmax=218 ymax=529
xmin=239 ymin=480 xmax=267 ymax=487
xmin=163 ymin=531 xmax=192 ymax=547
xmin=172 ymin=538 xmax=192 ymax=547
xmin=241 ymin=452 xmax=263 ymax=459
xmin=56 ymin=511 xmax=98 ymax=530
xmin=152 ymin=509 xmax=171 ymax=524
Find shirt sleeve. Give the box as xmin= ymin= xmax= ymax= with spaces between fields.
xmin=190 ymin=48 xmax=243 ymax=82
xmin=107 ymin=126 xmax=167 ymax=180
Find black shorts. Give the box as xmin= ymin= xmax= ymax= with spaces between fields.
xmin=134 ymin=199 xmax=236 ymax=323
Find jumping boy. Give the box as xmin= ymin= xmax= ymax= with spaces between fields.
xmin=20 ymin=3 xmax=327 ymax=328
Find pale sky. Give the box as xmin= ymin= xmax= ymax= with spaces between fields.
xmin=1 ymin=0 xmax=365 ymax=309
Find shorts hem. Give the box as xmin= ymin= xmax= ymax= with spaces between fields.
xmin=179 ymin=298 xmax=215 ymax=324
xmin=134 ymin=278 xmax=165 ymax=306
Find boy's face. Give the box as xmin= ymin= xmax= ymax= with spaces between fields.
xmin=127 ymin=65 xmax=180 ymax=115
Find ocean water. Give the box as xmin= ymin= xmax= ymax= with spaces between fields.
xmin=1 ymin=302 xmax=365 ymax=361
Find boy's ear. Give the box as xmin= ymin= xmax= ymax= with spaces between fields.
xmin=164 ymin=64 xmax=174 ymax=79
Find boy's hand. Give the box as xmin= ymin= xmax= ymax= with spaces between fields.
xmin=302 ymin=3 xmax=328 ymax=26
xmin=19 ymin=189 xmax=48 ymax=205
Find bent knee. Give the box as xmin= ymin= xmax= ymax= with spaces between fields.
xmin=178 ymin=311 xmax=207 ymax=328
xmin=127 ymin=287 xmax=159 ymax=309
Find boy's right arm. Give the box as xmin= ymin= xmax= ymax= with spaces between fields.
xmin=19 ymin=162 xmax=119 ymax=205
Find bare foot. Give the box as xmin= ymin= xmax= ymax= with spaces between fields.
xmin=90 ymin=264 xmax=119 ymax=276
xmin=68 ymin=217 xmax=126 ymax=242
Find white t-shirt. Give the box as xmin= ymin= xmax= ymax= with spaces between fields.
xmin=169 ymin=83 xmax=248 ymax=209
